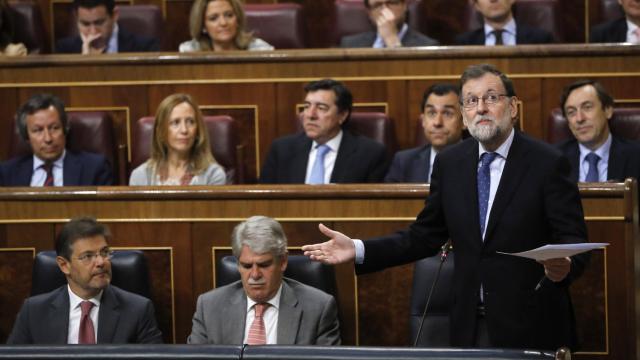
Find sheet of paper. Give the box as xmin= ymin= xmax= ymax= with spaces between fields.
xmin=496 ymin=243 xmax=609 ymax=261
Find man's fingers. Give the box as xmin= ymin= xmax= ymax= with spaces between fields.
xmin=318 ymin=223 xmax=337 ymax=238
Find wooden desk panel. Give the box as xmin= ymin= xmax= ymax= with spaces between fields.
xmin=0 ymin=183 xmax=636 ymax=360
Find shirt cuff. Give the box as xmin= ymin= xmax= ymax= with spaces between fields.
xmin=354 ymin=239 xmax=365 ymax=264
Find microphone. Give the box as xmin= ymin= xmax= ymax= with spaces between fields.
xmin=412 ymin=240 xmax=452 ymax=347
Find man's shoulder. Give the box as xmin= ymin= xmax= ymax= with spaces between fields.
xmin=455 ymin=28 xmax=484 ymax=45
xmin=340 ymin=32 xmax=376 ymax=48
xmin=344 ymin=131 xmax=385 ymax=150
xmin=107 ymin=285 xmax=153 ymax=306
xmin=0 ymin=153 xmax=32 ymax=168
xmin=283 ymin=277 xmax=333 ymax=302
xmin=403 ymin=29 xmax=439 ymax=46
xmin=516 ymin=23 xmax=554 ymax=44
xmin=197 ymin=281 xmax=244 ymax=303
xmin=270 ymin=133 xmax=309 ymax=148
xmin=394 ymin=145 xmax=428 ymax=159
xmin=590 ymin=18 xmax=627 ymax=42
xmin=118 ymin=28 xmax=160 ymax=52
xmin=555 ymin=138 xmax=579 ymax=152
xmin=55 ymin=36 xmax=82 ymax=53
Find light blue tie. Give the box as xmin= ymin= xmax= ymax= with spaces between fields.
xmin=585 ymin=152 xmax=600 ymax=182
xmin=478 ymin=152 xmax=498 ymax=237
xmin=309 ymin=144 xmax=330 ymax=184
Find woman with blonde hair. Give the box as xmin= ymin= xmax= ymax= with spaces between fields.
xmin=129 ymin=93 xmax=226 ymax=185
xmin=179 ymin=0 xmax=273 ymax=52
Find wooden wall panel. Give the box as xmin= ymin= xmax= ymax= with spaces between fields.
xmin=0 ymin=249 xmax=35 ymax=342
xmin=0 ymin=183 xmax=635 ymax=360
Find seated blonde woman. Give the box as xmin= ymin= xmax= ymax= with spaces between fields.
xmin=0 ymin=0 xmax=27 ymax=56
xmin=179 ymin=0 xmax=273 ymax=52
xmin=129 ymin=93 xmax=226 ymax=185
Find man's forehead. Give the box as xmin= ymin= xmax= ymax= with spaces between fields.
xmin=71 ymin=236 xmax=108 ymax=251
xmin=305 ymin=90 xmax=336 ymax=104
xmin=77 ymin=5 xmax=111 ymax=18
xmin=462 ymin=74 xmax=505 ymax=95
xmin=426 ymin=93 xmax=460 ymax=107
xmin=27 ymin=106 xmax=61 ymax=123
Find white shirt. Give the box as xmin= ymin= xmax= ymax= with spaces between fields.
xmin=30 ymin=150 xmax=66 ymax=186
xmin=578 ymin=133 xmax=611 ymax=182
xmin=243 ymin=285 xmax=283 ymax=345
xmin=427 ymin=148 xmax=438 ymax=182
xmin=67 ymin=285 xmax=102 ymax=344
xmin=106 ymin=24 xmax=119 ymax=53
xmin=354 ymin=129 xmax=515 ymax=262
xmin=304 ymin=130 xmax=343 ymax=184
xmin=477 ymin=129 xmax=514 ymax=239
xmin=373 ymin=23 xmax=409 ymax=48
xmin=484 ymin=18 xmax=517 ymax=46
xmin=626 ymin=19 xmax=640 ymax=44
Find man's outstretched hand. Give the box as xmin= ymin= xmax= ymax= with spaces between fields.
xmin=302 ymin=224 xmax=356 ymax=265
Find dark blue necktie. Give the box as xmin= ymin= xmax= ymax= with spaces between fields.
xmin=478 ymin=152 xmax=498 ymax=237
xmin=585 ymin=152 xmax=600 ymax=182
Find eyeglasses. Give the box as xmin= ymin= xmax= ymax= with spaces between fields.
xmin=369 ymin=0 xmax=403 ymax=10
xmin=461 ymin=93 xmax=509 ymax=109
xmin=76 ymin=248 xmax=113 ymax=264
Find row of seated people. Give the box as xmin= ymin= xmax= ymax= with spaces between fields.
xmin=6 ymin=215 xmax=342 ymax=346
xmin=2 ymin=0 xmax=639 ymax=56
xmin=1 ymin=77 xmax=639 ymax=187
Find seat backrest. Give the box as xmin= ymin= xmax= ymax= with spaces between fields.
xmin=332 ymin=0 xmax=425 ymax=46
xmin=8 ymin=111 xmax=121 ymax=184
xmin=64 ymin=5 xmax=164 ymax=49
xmin=131 ymin=115 xmax=243 ymax=184
xmin=216 ymin=255 xmax=337 ymax=298
xmin=8 ymin=0 xmax=48 ymax=53
xmin=31 ymin=250 xmax=151 ymax=299
xmin=295 ymin=112 xmax=397 ymax=155
xmin=547 ymin=107 xmax=640 ymax=144
xmin=244 ymin=3 xmax=306 ymax=49
xmin=409 ymin=252 xmax=454 ymax=346
xmin=462 ymin=0 xmax=563 ymax=42
xmin=597 ymin=0 xmax=624 ymax=23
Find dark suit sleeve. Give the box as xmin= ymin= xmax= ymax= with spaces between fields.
xmin=259 ymin=143 xmax=280 ymax=183
xmin=95 ymin=156 xmax=114 ymax=185
xmin=136 ymin=299 xmax=163 ymax=344
xmin=6 ymin=299 xmax=33 ymax=344
xmin=365 ymin=143 xmax=389 ymax=182
xmin=384 ymin=152 xmax=405 ymax=182
xmin=315 ymin=296 xmax=341 ymax=345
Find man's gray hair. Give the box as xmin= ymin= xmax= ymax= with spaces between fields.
xmin=231 ymin=216 xmax=288 ymax=259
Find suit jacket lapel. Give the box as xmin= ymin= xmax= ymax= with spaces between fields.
xmin=291 ymin=135 xmax=312 ymax=183
xmin=484 ymin=132 xmax=530 ymax=242
xmin=16 ymin=156 xmax=34 ymax=185
xmin=48 ymin=287 xmax=71 ymax=343
xmin=331 ymin=131 xmax=356 ymax=183
xmin=459 ymin=141 xmax=484 ymax=245
xmin=63 ymin=152 xmax=82 ymax=186
xmin=410 ymin=146 xmax=430 ymax=182
xmin=97 ymin=286 xmax=120 ymax=343
xmin=276 ymin=280 xmax=301 ymax=344
xmin=566 ymin=142 xmax=580 ymax=182
xmin=607 ymin=137 xmax=625 ymax=181
xmin=225 ymin=287 xmax=247 ymax=344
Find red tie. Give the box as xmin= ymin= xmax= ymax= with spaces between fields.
xmin=42 ymin=162 xmax=54 ymax=187
xmin=246 ymin=303 xmax=268 ymax=345
xmin=78 ymin=301 xmax=96 ymax=344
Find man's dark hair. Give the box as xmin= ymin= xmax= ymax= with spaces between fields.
xmin=459 ymin=63 xmax=516 ymax=98
xmin=559 ymin=79 xmax=614 ymax=118
xmin=420 ymin=83 xmax=460 ymax=111
xmin=16 ymin=93 xmax=69 ymax=141
xmin=304 ymin=79 xmax=353 ymax=123
xmin=72 ymin=0 xmax=116 ymax=14
xmin=364 ymin=0 xmax=405 ymax=8
xmin=55 ymin=217 xmax=111 ymax=260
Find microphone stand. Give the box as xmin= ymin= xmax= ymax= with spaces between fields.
xmin=413 ymin=241 xmax=452 ymax=347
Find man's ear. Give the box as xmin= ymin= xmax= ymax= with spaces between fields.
xmin=604 ymin=105 xmax=613 ymax=120
xmin=56 ymin=256 xmax=71 ymax=276
xmin=280 ymin=253 xmax=288 ymax=272
xmin=111 ymin=6 xmax=120 ymax=23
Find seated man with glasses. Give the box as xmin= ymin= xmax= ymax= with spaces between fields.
xmin=7 ymin=217 xmax=163 ymax=344
xmin=340 ymin=0 xmax=438 ymax=48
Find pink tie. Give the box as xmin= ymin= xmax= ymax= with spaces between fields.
xmin=78 ymin=301 xmax=96 ymax=344
xmin=246 ymin=303 xmax=268 ymax=345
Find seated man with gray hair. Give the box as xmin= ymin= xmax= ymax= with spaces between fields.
xmin=188 ymin=215 xmax=341 ymax=345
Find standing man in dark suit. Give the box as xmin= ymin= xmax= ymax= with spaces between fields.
xmin=260 ymin=79 xmax=388 ymax=184
xmin=55 ymin=0 xmax=158 ymax=54
xmin=304 ymin=64 xmax=588 ymax=350
xmin=0 ymin=93 xmax=113 ymax=186
xmin=590 ymin=0 xmax=640 ymax=43
xmin=188 ymin=216 xmax=340 ymax=345
xmin=556 ymin=79 xmax=640 ymax=182
xmin=385 ymin=83 xmax=464 ymax=183
xmin=340 ymin=0 xmax=438 ymax=48
xmin=455 ymin=0 xmax=553 ymax=45
xmin=7 ymin=217 xmax=163 ymax=344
